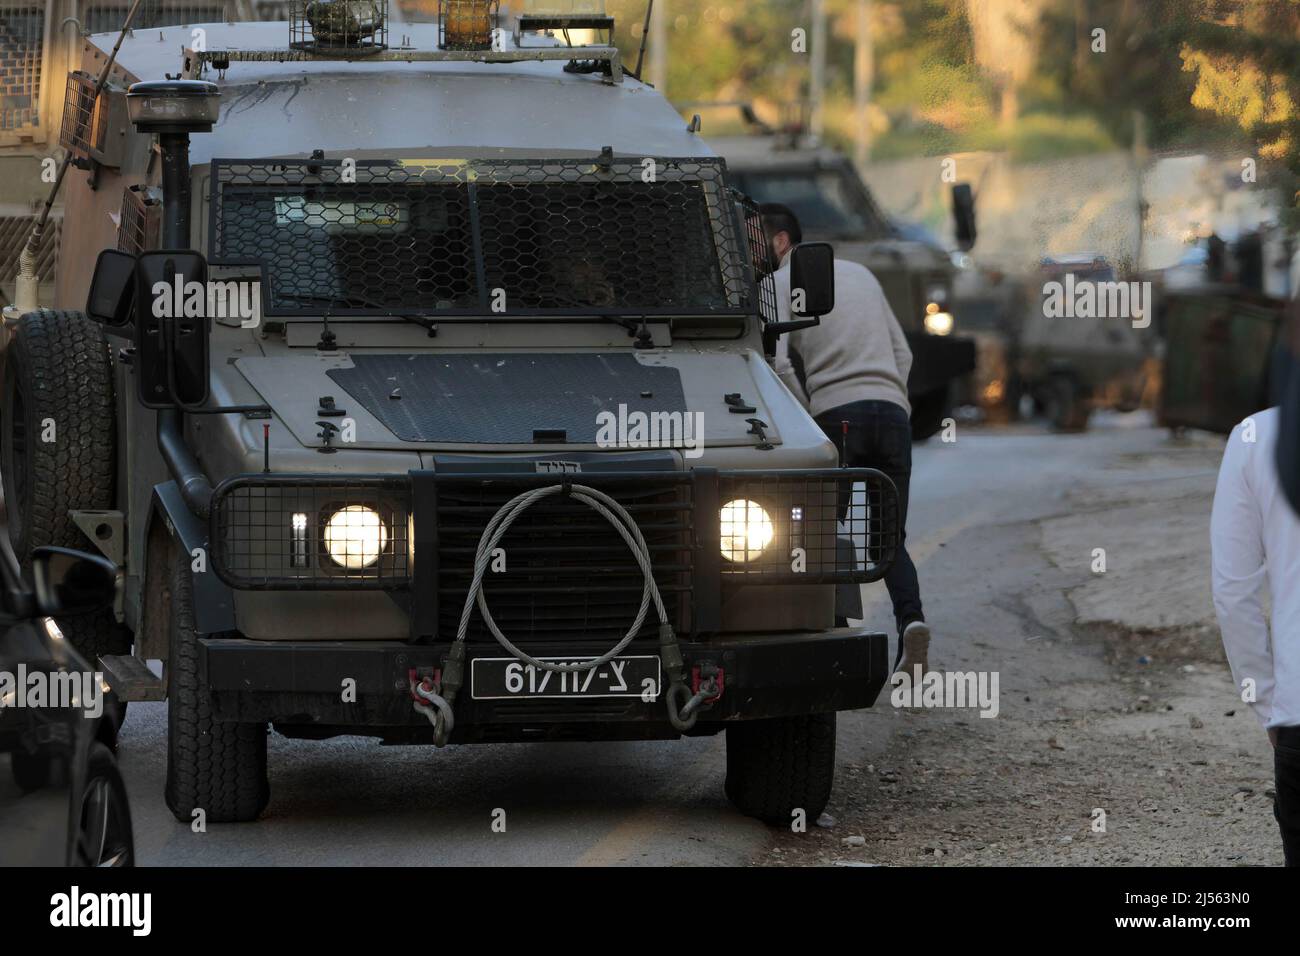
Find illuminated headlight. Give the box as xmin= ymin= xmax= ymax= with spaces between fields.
xmin=323 ymin=506 xmax=388 ymax=569
xmin=720 ymin=499 xmax=774 ymax=562
xmin=924 ymin=310 xmax=954 ymax=336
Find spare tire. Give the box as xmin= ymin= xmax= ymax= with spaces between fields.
xmin=1 ymin=309 xmax=126 ymax=659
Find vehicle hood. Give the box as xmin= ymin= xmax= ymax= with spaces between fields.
xmin=234 ymin=350 xmax=786 ymax=452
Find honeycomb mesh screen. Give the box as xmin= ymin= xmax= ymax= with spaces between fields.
xmin=209 ymin=157 xmax=756 ymax=316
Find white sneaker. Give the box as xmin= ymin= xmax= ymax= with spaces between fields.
xmin=895 ymin=621 xmax=931 ymax=680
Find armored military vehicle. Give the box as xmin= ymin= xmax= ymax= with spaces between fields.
xmin=702 ymin=113 xmax=977 ymax=439
xmin=1 ymin=2 xmax=294 ymax=310
xmin=0 ymin=1 xmax=900 ymax=825
xmin=1015 ymin=255 xmax=1151 ymax=431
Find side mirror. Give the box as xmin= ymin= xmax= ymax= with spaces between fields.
xmin=134 ymin=250 xmax=210 ymax=409
xmin=952 ymin=183 xmax=977 ymax=252
xmin=30 ymin=546 xmax=118 ymax=618
xmin=790 ymin=241 xmax=836 ymax=318
xmin=86 ymin=249 xmax=137 ymax=326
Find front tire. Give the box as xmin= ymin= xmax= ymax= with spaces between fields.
xmin=1046 ymin=374 xmax=1090 ymax=432
xmin=164 ymin=545 xmax=269 ymax=823
xmin=725 ymin=713 xmax=837 ymax=826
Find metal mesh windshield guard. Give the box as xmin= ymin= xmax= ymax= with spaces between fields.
xmin=209 ymin=469 xmax=897 ymax=593
xmin=733 ymin=188 xmax=779 ymax=325
xmin=209 ymin=157 xmax=759 ymax=317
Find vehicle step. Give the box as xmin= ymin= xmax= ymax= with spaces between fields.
xmin=98 ymin=654 xmax=166 ymax=702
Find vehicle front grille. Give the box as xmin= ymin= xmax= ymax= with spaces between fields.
xmin=433 ymin=476 xmax=695 ymax=647
xmin=209 ymin=469 xmax=899 ymax=638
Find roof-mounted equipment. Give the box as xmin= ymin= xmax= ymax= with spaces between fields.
xmin=439 ymin=0 xmax=498 ymax=51
xmin=184 ymin=0 xmax=625 ymax=83
xmin=293 ymin=0 xmax=388 ymax=54
xmin=125 ymin=79 xmax=221 ymax=134
xmin=514 ymin=0 xmax=614 ymax=48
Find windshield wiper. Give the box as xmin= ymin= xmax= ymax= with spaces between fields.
xmin=596 ymin=314 xmax=655 ymax=349
xmin=275 ymin=293 xmax=438 ymax=337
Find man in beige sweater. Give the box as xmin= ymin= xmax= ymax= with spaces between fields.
xmin=762 ymin=203 xmax=931 ymax=678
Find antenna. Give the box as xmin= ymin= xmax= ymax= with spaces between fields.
xmin=633 ymin=0 xmax=655 ymax=81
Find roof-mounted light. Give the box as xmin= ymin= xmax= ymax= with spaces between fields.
xmin=516 ymin=0 xmax=613 ymax=49
xmin=524 ymin=0 xmax=607 ymax=13
xmin=440 ymin=0 xmax=499 ymax=51
xmin=297 ymin=0 xmax=387 ymax=51
xmin=126 ymin=80 xmax=220 ymax=133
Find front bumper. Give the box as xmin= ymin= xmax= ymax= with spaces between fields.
xmin=199 ymin=627 xmax=890 ymax=743
xmin=905 ymin=331 xmax=978 ymax=396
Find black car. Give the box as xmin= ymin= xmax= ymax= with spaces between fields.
xmin=0 ymin=541 xmax=133 ymax=866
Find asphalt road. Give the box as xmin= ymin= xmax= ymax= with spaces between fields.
xmin=114 ymin=414 xmax=1167 ymax=865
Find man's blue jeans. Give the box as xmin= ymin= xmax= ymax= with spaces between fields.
xmin=815 ymin=400 xmax=925 ymax=657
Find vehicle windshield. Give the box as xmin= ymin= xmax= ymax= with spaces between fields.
xmin=731 ymin=167 xmax=895 ymax=240
xmin=210 ymin=158 xmax=755 ymax=318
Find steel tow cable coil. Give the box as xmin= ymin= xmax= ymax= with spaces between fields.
xmin=421 ymin=483 xmax=701 ymax=744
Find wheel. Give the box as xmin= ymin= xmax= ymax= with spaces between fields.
xmin=164 ymin=543 xmax=269 ymax=823
xmin=75 ymin=742 xmax=134 ymax=867
xmin=725 ymin=712 xmax=836 ymax=826
xmin=1045 ymin=374 xmax=1090 ymax=432
xmin=909 ymin=386 xmax=953 ymax=442
xmin=0 ymin=309 xmax=127 ymax=660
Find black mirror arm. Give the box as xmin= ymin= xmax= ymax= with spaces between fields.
xmin=161 ymin=313 xmax=270 ymax=417
xmin=762 ymin=317 xmax=821 ymax=356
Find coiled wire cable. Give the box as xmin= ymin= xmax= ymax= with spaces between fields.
xmin=424 ymin=483 xmax=702 ymax=743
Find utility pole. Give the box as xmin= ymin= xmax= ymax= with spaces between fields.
xmin=1132 ymin=108 xmax=1148 ymax=275
xmin=854 ymin=0 xmax=873 ymax=169
xmin=649 ymin=0 xmax=668 ymax=94
xmin=810 ymin=0 xmax=827 ymax=141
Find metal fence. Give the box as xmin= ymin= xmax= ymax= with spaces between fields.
xmin=209 ymin=156 xmax=758 ymax=317
xmin=82 ymin=1 xmax=232 ymax=33
xmin=0 ymin=2 xmax=45 ymax=130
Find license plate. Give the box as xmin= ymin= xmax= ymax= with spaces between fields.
xmin=469 ymin=655 xmax=661 ymax=700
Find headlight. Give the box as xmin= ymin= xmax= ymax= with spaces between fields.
xmin=720 ymin=499 xmax=774 ymax=562
xmin=924 ymin=310 xmax=954 ymax=335
xmin=323 ymin=505 xmax=388 ymax=569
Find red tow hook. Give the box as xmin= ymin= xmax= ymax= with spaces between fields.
xmin=690 ymin=664 xmax=724 ymax=703
xmin=408 ymin=667 xmax=442 ymax=703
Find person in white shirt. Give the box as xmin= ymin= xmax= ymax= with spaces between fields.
xmin=760 ymin=203 xmax=931 ymax=680
xmin=1211 ymin=406 xmax=1300 ymax=865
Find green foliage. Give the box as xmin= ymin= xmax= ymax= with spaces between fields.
xmin=600 ymin=0 xmax=1300 ymax=207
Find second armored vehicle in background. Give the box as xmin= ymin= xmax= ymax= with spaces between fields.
xmin=701 ymin=110 xmax=976 ymax=439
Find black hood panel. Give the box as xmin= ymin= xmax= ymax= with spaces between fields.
xmin=326 ymin=353 xmax=688 ymax=444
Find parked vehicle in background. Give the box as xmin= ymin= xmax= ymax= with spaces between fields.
xmin=1159 ymin=286 xmax=1288 ymax=435
xmin=700 ymin=106 xmax=977 ymax=440
xmin=1 ymin=535 xmax=131 ymax=867
xmin=950 ymin=262 xmax=1021 ymax=421
xmin=1012 ymin=255 xmax=1152 ymax=432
